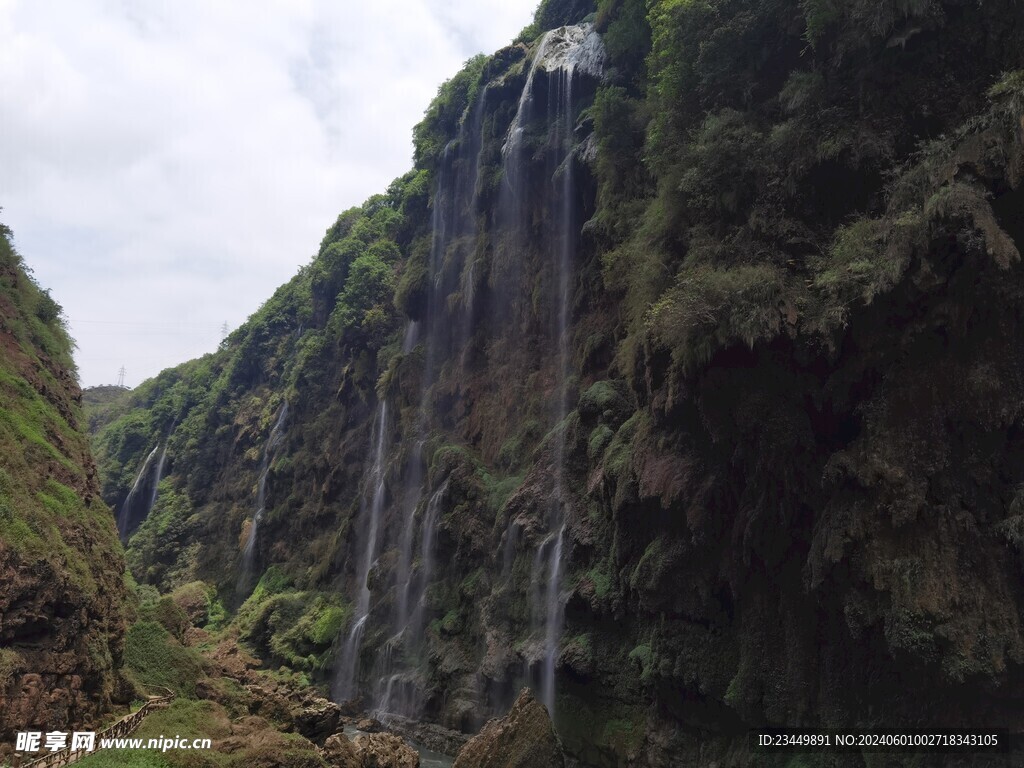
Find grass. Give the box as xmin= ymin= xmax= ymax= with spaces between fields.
xmin=122 ymin=621 xmax=206 ymax=697
xmin=75 ymin=699 xmax=230 ymax=768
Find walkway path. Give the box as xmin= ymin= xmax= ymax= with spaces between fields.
xmin=12 ymin=686 xmax=175 ymax=768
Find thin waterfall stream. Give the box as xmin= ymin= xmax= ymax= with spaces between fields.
xmin=335 ymin=401 xmax=390 ymax=701
xmin=236 ymin=401 xmax=289 ymax=601
xmin=117 ymin=445 xmax=158 ymax=539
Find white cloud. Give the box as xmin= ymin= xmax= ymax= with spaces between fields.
xmin=0 ymin=0 xmax=536 ymax=387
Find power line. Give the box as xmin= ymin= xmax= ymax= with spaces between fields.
xmin=116 ymin=366 xmax=126 ymax=388
xmin=75 ymin=320 xmax=224 ymax=327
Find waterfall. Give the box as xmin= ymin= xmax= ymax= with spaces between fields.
xmin=459 ymin=85 xmax=489 ymax=353
xmin=372 ymin=90 xmax=490 ymax=717
xmin=117 ymin=444 xmax=159 ymax=539
xmin=394 ymin=437 xmax=425 ymax=637
xmin=149 ymin=442 xmax=169 ymax=513
xmin=407 ymin=478 xmax=449 ymax=648
xmin=496 ymin=23 xmax=604 ymax=716
xmin=538 ymin=49 xmax=580 ymax=716
xmin=402 ymin=320 xmax=421 ymax=354
xmin=236 ymin=401 xmax=289 ymax=600
xmin=335 ymin=401 xmax=390 ymax=702
xmin=343 ymin=24 xmax=603 ymax=718
xmin=502 ymin=32 xmax=555 ymax=173
xmin=394 ymin=324 xmax=433 ymax=653
xmin=376 ymin=478 xmax=449 ymax=716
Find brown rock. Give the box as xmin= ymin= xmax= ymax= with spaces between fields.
xmin=381 ymin=713 xmax=467 ymax=756
xmin=245 ymin=683 xmax=294 ymax=725
xmin=322 ymin=732 xmax=361 ymax=768
xmin=353 ymin=732 xmax=420 ymax=768
xmin=293 ymin=698 xmax=342 ymax=743
xmin=209 ymin=637 xmax=261 ymax=680
xmin=356 ymin=716 xmax=382 ymax=732
xmin=453 ymin=688 xmax=564 ymax=768
xmin=184 ymin=625 xmax=212 ymax=647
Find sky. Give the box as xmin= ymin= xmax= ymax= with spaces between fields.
xmin=0 ymin=0 xmax=537 ymax=388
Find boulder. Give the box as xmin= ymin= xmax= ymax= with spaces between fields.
xmin=353 ymin=732 xmax=420 ymax=768
xmin=322 ymin=733 xmax=362 ymax=768
xmin=245 ymin=683 xmax=294 ymax=725
xmin=356 ymin=716 xmax=383 ymax=733
xmin=453 ymin=688 xmax=564 ymax=768
xmin=381 ymin=713 xmax=467 ymax=756
xmin=293 ymin=698 xmax=343 ymax=743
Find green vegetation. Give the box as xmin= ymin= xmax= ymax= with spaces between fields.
xmin=0 ymin=220 xmax=128 ymax=740
xmin=234 ymin=568 xmax=348 ymax=676
xmin=123 ymin=620 xmax=205 ymax=697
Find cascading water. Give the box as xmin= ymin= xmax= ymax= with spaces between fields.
xmin=392 ymin=320 xmax=429 ymax=645
xmin=117 ymin=444 xmax=159 ymax=539
xmin=373 ymin=91 xmax=490 ymax=717
xmin=236 ymin=401 xmax=289 ymax=601
xmin=335 ymin=401 xmax=390 ymax=702
xmin=407 ymin=479 xmax=449 ymax=643
xmin=458 ymin=86 xmax=488 ymax=353
xmin=342 ymin=25 xmax=603 ymax=719
xmin=377 ymin=478 xmax=449 ymax=716
xmin=497 ymin=23 xmax=605 ymax=716
xmin=118 ymin=420 xmax=179 ymax=542
xmin=539 ymin=43 xmax=581 ymax=717
xmin=149 ymin=442 xmax=169 ymax=513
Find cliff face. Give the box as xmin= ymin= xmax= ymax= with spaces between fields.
xmin=89 ymin=0 xmax=1024 ymax=765
xmin=0 ymin=224 xmax=128 ymax=753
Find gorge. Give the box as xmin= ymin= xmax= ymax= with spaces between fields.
xmin=6 ymin=0 xmax=1024 ymax=767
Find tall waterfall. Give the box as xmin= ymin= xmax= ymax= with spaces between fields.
xmin=335 ymin=401 xmax=390 ymax=702
xmin=236 ymin=401 xmax=289 ymax=601
xmin=459 ymin=85 xmax=488 ymax=354
xmin=374 ymin=88 xmax=490 ymax=717
xmin=499 ymin=23 xmax=604 ymax=716
xmin=540 ymin=45 xmax=581 ymax=718
xmin=335 ymin=24 xmax=603 ymax=719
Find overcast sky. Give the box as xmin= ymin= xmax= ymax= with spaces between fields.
xmin=0 ymin=0 xmax=536 ymax=388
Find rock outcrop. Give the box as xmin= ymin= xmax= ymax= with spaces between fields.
xmin=352 ymin=732 xmax=419 ymax=768
xmin=0 ymin=224 xmax=128 ymax=759
xmin=453 ymin=688 xmax=564 ymax=768
xmin=322 ymin=732 xmax=362 ymax=768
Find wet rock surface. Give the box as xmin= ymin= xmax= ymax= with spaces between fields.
xmin=382 ymin=714 xmax=467 ymax=756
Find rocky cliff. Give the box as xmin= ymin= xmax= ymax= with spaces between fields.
xmin=89 ymin=1 xmax=1024 ymax=765
xmin=0 ymin=222 xmax=129 ymax=756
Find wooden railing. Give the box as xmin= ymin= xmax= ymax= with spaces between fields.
xmin=9 ymin=686 xmax=175 ymax=768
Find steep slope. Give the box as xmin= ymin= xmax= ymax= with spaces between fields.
xmin=0 ymin=222 xmax=129 ymax=756
xmin=90 ymin=0 xmax=1024 ymax=765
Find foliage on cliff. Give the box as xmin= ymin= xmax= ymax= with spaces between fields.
xmin=0 ymin=221 xmax=129 ymax=749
